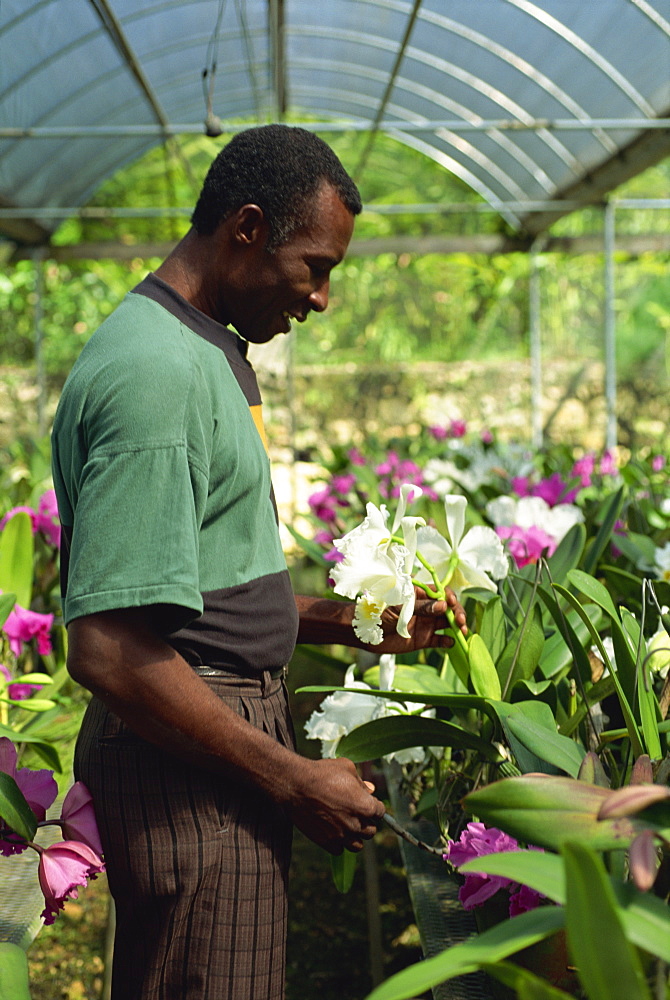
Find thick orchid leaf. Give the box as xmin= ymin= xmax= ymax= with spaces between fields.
xmin=460 ymin=851 xmax=670 ymax=965
xmin=582 ymin=486 xmax=625 ymax=576
xmin=362 ymin=663 xmax=451 ymax=696
xmin=559 ymin=676 xmax=615 ymax=739
xmin=464 ymin=776 xmax=651 ymax=852
xmin=285 ymin=525 xmax=331 ymax=567
xmin=536 ymin=585 xmax=599 ymax=683
xmin=545 ymin=522 xmax=586 ymax=587
xmin=480 ymin=961 xmax=575 ymax=999
xmin=330 ymin=849 xmax=357 ymax=893
xmin=0 ymin=771 xmax=37 ymax=842
xmin=459 ymin=851 xmax=670 ymax=963
xmin=0 ymin=592 xmax=16 ymax=629
xmin=505 ymin=715 xmax=585 ymax=778
xmin=0 ymin=512 xmax=33 ymax=611
xmin=498 ymin=605 xmax=545 ymax=698
xmin=578 ymin=752 xmax=610 ymax=787
xmin=621 ymin=609 xmax=664 ymax=760
xmin=0 ymin=943 xmax=32 ymax=1000
xmin=297 ymin=685 xmax=499 ymax=724
xmin=563 ymin=842 xmax=652 ymax=1000
xmin=4 ymin=697 xmax=57 ymax=712
xmin=494 ymin=701 xmax=569 ymax=776
xmin=477 ymin=596 xmax=507 ymax=664
xmin=364 ymin=906 xmax=565 ymax=1000
xmin=0 ymin=723 xmax=62 ymax=771
xmin=552 ymin=584 xmax=643 ymax=757
xmin=468 ymin=633 xmax=501 ymax=699
xmin=567 ymin=569 xmax=619 ymax=622
xmin=336 ymin=715 xmax=502 ymax=763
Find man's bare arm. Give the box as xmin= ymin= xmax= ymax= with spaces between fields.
xmin=67 ymin=608 xmax=384 ymax=854
xmin=295 ymin=590 xmax=467 ymax=652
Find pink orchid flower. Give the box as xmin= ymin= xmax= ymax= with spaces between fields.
xmin=0 ymin=736 xmax=57 ymax=855
xmin=0 ymin=506 xmax=36 ymax=532
xmin=496 ymin=524 xmax=557 ymax=568
xmin=0 ymin=663 xmax=43 ymax=701
xmin=3 ymin=605 xmax=54 ymax=658
xmin=39 ymin=840 xmax=105 ymax=925
xmin=59 ymin=782 xmax=104 ymax=856
xmin=444 ymin=821 xmax=544 ymax=917
xmin=35 ymin=490 xmax=61 ymax=548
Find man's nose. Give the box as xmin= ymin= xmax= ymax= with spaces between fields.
xmin=308 ymin=278 xmax=330 ymax=313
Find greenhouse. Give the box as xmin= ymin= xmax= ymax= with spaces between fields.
xmin=1 ymin=2 xmax=670 ymax=999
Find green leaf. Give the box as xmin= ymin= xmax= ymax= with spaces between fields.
xmin=285 ymin=525 xmax=330 ymax=567
xmin=477 ymin=596 xmax=507 ymax=664
xmin=544 ymin=522 xmax=586 ymax=586
xmin=582 ymin=486 xmax=625 ymax=576
xmin=0 ymin=723 xmax=61 ymax=771
xmin=494 ymin=701 xmax=572 ymax=776
xmin=297 ymin=685 xmax=498 ymax=722
xmin=5 ymin=697 xmax=57 ymax=713
xmin=481 ymin=961 xmax=575 ymax=1000
xmin=505 ymin=715 xmax=585 ymax=777
xmin=0 ymin=512 xmax=33 ymax=610
xmin=498 ymin=605 xmax=545 ymax=698
xmin=468 ymin=633 xmax=501 ymax=699
xmin=563 ymin=842 xmax=652 ymax=1000
xmin=461 ymin=851 xmax=670 ymax=966
xmin=567 ymin=569 xmax=620 ymax=622
xmin=464 ymin=776 xmax=649 ymax=852
xmin=364 ymin=907 xmax=565 ymax=1000
xmin=0 ymin=942 xmax=32 ymax=1000
xmin=0 ymin=771 xmax=37 ymax=842
xmin=362 ymin=663 xmax=452 ymax=696
xmin=336 ymin=715 xmax=502 ymax=763
xmin=330 ymin=849 xmax=357 ymax=893
xmin=536 ymin=586 xmax=599 ymax=683
xmin=0 ymin=592 xmax=17 ymax=629
xmin=552 ymin=584 xmax=643 ymax=757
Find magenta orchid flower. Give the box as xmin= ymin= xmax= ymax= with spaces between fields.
xmin=444 ymin=821 xmax=544 ymax=917
xmin=38 ymin=840 xmax=105 ymax=925
xmin=3 ymin=605 xmax=54 ymax=658
xmin=0 ymin=505 xmax=37 ymax=532
xmin=59 ymin=782 xmax=104 ymax=855
xmin=0 ymin=663 xmax=43 ymax=701
xmin=496 ymin=524 xmax=557 ymax=568
xmin=34 ymin=489 xmax=61 ymax=548
xmin=0 ymin=737 xmax=57 ymax=855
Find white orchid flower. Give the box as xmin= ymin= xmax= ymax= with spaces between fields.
xmin=415 ymin=494 xmax=508 ymax=598
xmin=654 ymin=542 xmax=670 ymax=583
xmin=304 ymin=659 xmax=436 ymax=763
xmin=485 ymin=495 xmax=583 ymax=545
xmin=330 ymin=490 xmax=424 ymax=644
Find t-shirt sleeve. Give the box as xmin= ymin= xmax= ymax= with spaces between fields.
xmin=62 ymin=358 xmax=210 ymax=632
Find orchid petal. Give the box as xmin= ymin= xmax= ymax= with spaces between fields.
xmin=444 ymin=495 xmax=467 ymax=548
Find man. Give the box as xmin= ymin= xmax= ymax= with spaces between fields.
xmin=51 ymin=125 xmax=466 ymax=1000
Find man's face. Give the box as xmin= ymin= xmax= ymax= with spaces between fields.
xmin=222 ymin=183 xmax=355 ymax=344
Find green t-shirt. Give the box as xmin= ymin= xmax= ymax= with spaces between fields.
xmin=52 ymin=275 xmax=299 ymax=674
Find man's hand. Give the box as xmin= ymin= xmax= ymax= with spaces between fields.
xmin=373 ymin=586 xmax=467 ymax=654
xmin=288 ymin=757 xmax=385 ymax=855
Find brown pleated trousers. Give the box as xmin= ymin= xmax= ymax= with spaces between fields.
xmin=74 ymin=671 xmax=294 ymax=1000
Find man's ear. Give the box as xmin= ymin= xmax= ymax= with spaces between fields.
xmin=232 ymin=204 xmax=268 ymax=246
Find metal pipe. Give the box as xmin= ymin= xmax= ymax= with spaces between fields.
xmin=604 ymin=201 xmax=618 ymax=450
xmin=2 ymin=118 xmax=669 ymax=139
xmin=529 ymin=241 xmax=544 ymax=450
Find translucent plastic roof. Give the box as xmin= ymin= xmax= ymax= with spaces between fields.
xmin=2 ymin=0 xmax=670 ymax=246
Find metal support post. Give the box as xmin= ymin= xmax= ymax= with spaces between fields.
xmin=603 ymin=202 xmax=618 ymax=450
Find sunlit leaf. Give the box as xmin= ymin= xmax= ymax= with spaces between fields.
xmin=336 ymin=715 xmax=502 ymax=763
xmin=331 ymin=849 xmax=357 ymax=893
xmin=563 ymin=842 xmax=652 ymax=1000
xmin=0 ymin=512 xmax=33 ymax=610
xmin=0 ymin=771 xmax=37 ymax=843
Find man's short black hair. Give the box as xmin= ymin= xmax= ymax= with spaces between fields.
xmin=191 ymin=124 xmax=362 ymax=250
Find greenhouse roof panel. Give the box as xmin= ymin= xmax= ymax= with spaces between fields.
xmin=1 ymin=0 xmax=669 ymax=244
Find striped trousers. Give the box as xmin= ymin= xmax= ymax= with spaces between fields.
xmin=74 ymin=670 xmax=294 ymax=1000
